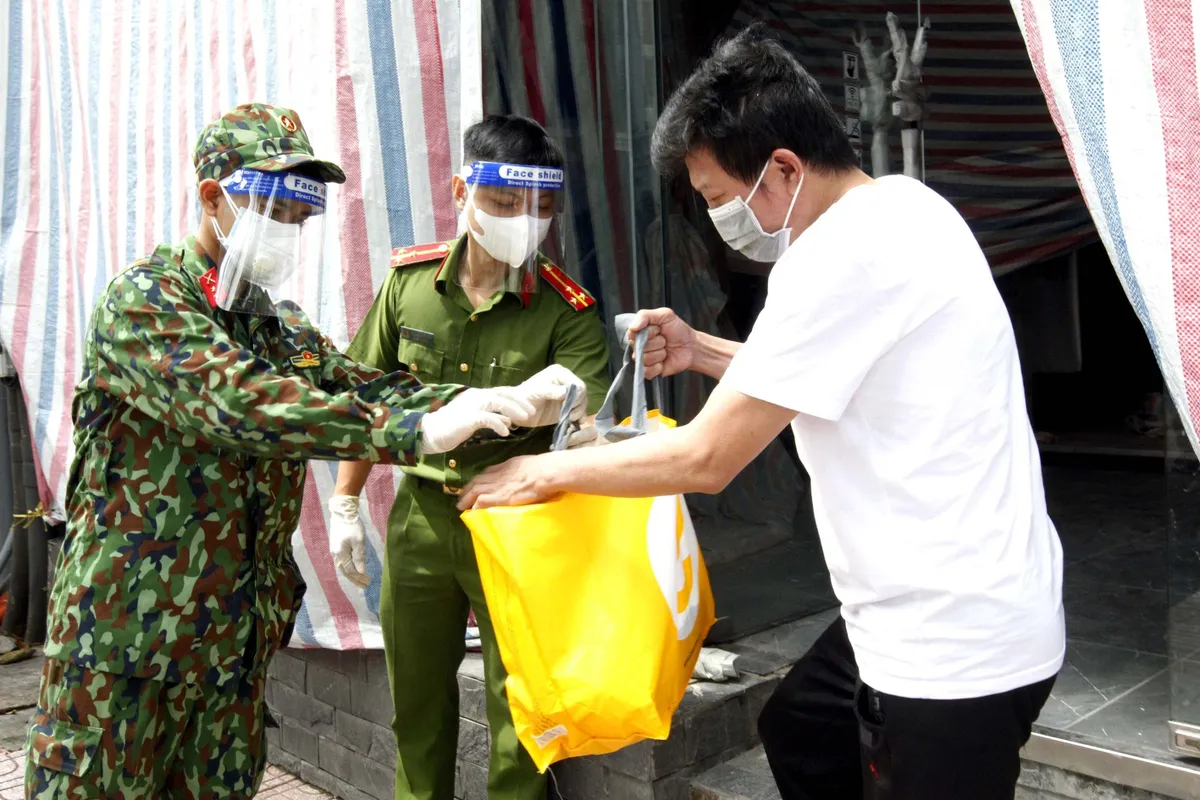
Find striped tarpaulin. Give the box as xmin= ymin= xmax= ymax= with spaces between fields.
xmin=0 ymin=0 xmax=477 ymax=649
xmin=732 ymin=0 xmax=1097 ymax=277
xmin=1013 ymin=0 xmax=1200 ymax=456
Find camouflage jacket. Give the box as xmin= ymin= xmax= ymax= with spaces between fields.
xmin=43 ymin=236 xmax=460 ymax=686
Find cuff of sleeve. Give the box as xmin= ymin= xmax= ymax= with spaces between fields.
xmin=376 ymin=408 xmax=426 ymax=466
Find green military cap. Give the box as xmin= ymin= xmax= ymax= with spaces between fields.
xmin=193 ymin=102 xmax=346 ymax=184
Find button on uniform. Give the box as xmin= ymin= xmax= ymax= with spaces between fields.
xmin=460 ymin=363 xmax=469 ymax=373
xmin=448 ymin=459 xmax=458 ymax=469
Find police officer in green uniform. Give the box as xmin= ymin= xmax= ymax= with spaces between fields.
xmin=330 ymin=116 xmax=610 ymax=800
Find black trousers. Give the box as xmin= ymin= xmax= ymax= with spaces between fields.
xmin=758 ymin=618 xmax=1055 ymax=800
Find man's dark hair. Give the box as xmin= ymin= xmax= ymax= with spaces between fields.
xmin=651 ymin=24 xmax=858 ymax=181
xmin=463 ymin=114 xmax=565 ymax=169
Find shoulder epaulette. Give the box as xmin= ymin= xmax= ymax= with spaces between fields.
xmin=539 ymin=263 xmax=595 ymax=311
xmin=390 ymin=241 xmax=453 ymax=268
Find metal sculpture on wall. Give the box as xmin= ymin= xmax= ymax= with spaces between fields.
xmin=853 ymin=12 xmax=931 ymax=179
xmin=852 ymin=22 xmax=894 ymax=178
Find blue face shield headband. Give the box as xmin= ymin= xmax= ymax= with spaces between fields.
xmin=222 ymin=168 xmax=328 ymax=215
xmin=463 ymin=161 xmax=564 ymax=192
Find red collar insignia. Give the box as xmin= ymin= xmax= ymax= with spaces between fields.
xmin=199 ymin=268 xmax=219 ymax=308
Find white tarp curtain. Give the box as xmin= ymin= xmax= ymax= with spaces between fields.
xmin=1011 ymin=0 xmax=1200 ymax=457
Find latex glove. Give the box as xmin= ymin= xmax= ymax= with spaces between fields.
xmin=328 ymin=494 xmax=369 ymax=589
xmin=420 ymin=388 xmax=536 ymax=454
xmin=509 ymin=365 xmax=589 ymax=428
xmin=566 ymin=424 xmax=598 ymax=449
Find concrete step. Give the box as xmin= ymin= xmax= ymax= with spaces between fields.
xmin=689 ymin=747 xmax=780 ymax=800
xmin=268 ymin=613 xmax=837 ymax=800
xmin=688 ymin=744 xmax=1195 ymax=800
xmin=459 ymin=653 xmax=786 ymax=800
xmin=453 ymin=610 xmax=844 ymax=799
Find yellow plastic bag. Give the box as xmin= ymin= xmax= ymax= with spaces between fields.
xmin=462 ymin=482 xmax=714 ymax=771
xmin=461 ymin=322 xmax=715 ymax=771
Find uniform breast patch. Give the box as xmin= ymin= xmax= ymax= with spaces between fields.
xmin=290 ymin=350 xmax=321 ymax=368
xmin=400 ymin=327 xmax=437 ymax=348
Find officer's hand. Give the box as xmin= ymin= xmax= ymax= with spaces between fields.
xmin=628 ymin=308 xmax=694 ymax=379
xmin=507 ymin=365 xmax=589 ymax=428
xmin=566 ymin=424 xmax=598 ymax=449
xmin=328 ymin=494 xmax=370 ymax=589
xmin=420 ymin=388 xmax=535 ymax=454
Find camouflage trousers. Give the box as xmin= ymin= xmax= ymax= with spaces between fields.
xmin=24 ymin=657 xmax=268 ymax=799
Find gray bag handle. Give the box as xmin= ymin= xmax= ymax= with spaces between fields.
xmin=594 ymin=330 xmax=649 ymax=442
xmin=612 ymin=312 xmax=666 ymax=429
xmin=551 ymin=313 xmax=665 ymax=451
xmin=550 ymin=384 xmax=581 ymax=452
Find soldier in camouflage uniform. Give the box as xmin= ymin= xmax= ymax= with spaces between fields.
xmin=23 ymin=103 xmax=587 ymax=799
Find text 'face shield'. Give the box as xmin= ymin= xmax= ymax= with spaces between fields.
xmin=212 ymin=168 xmax=329 ymax=316
xmin=459 ymin=161 xmax=564 ymax=295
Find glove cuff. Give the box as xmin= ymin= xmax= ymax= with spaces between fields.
xmin=329 ymin=493 xmax=361 ymax=520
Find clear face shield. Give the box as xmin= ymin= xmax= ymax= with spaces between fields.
xmin=457 ymin=161 xmax=564 ymax=296
xmin=211 ymin=168 xmax=329 ymax=316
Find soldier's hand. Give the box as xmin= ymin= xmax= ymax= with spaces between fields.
xmin=628 ymin=308 xmax=695 ymax=379
xmin=420 ymin=388 xmax=535 ymax=454
xmin=328 ymin=494 xmax=370 ymax=589
xmin=507 ymin=365 xmax=589 ymax=428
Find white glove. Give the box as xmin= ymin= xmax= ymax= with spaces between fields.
xmin=508 ymin=364 xmax=589 ymax=428
xmin=328 ymin=494 xmax=369 ymax=589
xmin=566 ymin=424 xmax=598 ymax=449
xmin=419 ymin=388 xmax=536 ymax=455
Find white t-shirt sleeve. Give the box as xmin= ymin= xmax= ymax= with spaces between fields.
xmin=723 ymin=245 xmax=935 ymax=422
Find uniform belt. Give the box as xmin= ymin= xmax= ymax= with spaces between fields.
xmin=411 ymin=476 xmax=463 ymax=496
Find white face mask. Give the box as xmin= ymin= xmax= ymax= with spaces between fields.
xmin=213 ymin=208 xmax=301 ymax=289
xmin=707 ymin=161 xmax=803 ymax=263
xmin=468 ymin=205 xmax=552 ymax=267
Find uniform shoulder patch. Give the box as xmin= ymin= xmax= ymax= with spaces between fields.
xmin=539 ymin=263 xmax=595 ymax=311
xmin=390 ymin=241 xmax=453 ymax=268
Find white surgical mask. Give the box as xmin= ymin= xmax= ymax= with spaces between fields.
xmin=707 ymin=161 xmax=803 ymax=263
xmin=469 ymin=206 xmax=552 ymax=267
xmin=213 ymin=208 xmax=301 ymax=289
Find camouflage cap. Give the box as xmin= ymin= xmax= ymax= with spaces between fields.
xmin=193 ymin=102 xmax=346 ymax=184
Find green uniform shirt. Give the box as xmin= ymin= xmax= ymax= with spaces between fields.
xmin=346 ymin=235 xmax=611 ymax=489
xmin=43 ymin=236 xmax=461 ymax=686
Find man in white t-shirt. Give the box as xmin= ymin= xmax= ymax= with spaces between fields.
xmin=458 ymin=23 xmax=1064 ymax=800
